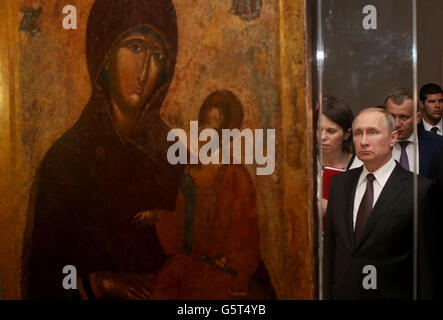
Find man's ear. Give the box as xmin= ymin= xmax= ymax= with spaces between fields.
xmin=390 ymin=130 xmax=399 ymax=147
xmin=416 ymin=110 xmax=422 ymax=122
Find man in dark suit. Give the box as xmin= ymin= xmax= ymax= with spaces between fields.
xmin=418 ymin=83 xmax=443 ymax=136
xmin=323 ymin=107 xmax=437 ymax=300
xmin=385 ymin=88 xmax=443 ymax=177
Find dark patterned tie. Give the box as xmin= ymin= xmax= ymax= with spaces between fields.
xmin=431 ymin=127 xmax=438 ymax=134
xmin=398 ymin=141 xmax=410 ymax=171
xmin=355 ymin=173 xmax=375 ymax=243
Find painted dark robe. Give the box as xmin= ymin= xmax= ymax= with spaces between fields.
xmin=22 ymin=0 xmax=182 ymax=299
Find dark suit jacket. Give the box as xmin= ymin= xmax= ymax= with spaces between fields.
xmin=429 ymin=149 xmax=443 ymax=195
xmin=323 ymin=163 xmax=437 ymax=300
xmin=417 ymin=123 xmax=443 ymax=177
xmin=428 ymin=149 xmax=443 ymax=298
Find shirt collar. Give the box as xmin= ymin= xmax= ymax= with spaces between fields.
xmin=422 ymin=118 xmax=443 ymax=132
xmin=358 ymin=157 xmax=396 ymax=188
xmin=398 ymin=133 xmax=415 ymax=144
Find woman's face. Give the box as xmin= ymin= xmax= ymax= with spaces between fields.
xmin=106 ymin=32 xmax=166 ymax=112
xmin=319 ymin=115 xmax=350 ymax=154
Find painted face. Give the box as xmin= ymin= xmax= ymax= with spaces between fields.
xmin=353 ymin=110 xmax=397 ymax=171
xmin=106 ymin=32 xmax=166 ymax=113
xmin=201 ymin=107 xmax=225 ymax=131
xmin=385 ymin=98 xmax=420 ymax=141
xmin=422 ymin=93 xmax=443 ymax=124
xmin=319 ymin=115 xmax=349 ymax=154
xmin=198 ymin=107 xmax=225 ymax=154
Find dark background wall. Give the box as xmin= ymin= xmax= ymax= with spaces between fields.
xmin=317 ymin=0 xmax=442 ymax=115
xmin=417 ymin=0 xmax=443 ymax=89
xmin=321 ymin=0 xmax=413 ymax=115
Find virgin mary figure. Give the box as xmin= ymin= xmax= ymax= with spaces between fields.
xmin=22 ymin=0 xmax=183 ymax=299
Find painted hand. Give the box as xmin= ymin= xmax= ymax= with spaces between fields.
xmin=94 ymin=272 xmax=154 ymax=300
xmin=131 ymin=210 xmax=159 ymax=226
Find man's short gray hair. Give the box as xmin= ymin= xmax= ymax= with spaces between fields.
xmin=353 ymin=107 xmax=396 ymax=133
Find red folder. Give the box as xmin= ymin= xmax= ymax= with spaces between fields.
xmin=322 ymin=166 xmax=345 ymax=200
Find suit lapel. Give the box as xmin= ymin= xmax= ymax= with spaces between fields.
xmin=353 ymin=164 xmax=408 ymax=251
xmin=418 ymin=129 xmax=426 ymax=175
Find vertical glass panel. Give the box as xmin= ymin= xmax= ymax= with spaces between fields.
xmin=316 ymin=0 xmax=419 ymax=300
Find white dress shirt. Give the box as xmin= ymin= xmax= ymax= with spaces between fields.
xmin=352 ymin=158 xmax=396 ymax=230
xmin=422 ymin=118 xmax=443 ymax=136
xmin=392 ymin=134 xmax=420 ymax=174
xmin=348 ymin=156 xmax=363 ymax=169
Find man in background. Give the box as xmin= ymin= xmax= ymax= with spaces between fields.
xmin=418 ymin=83 xmax=443 ymax=135
xmin=385 ymin=88 xmax=443 ymax=177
